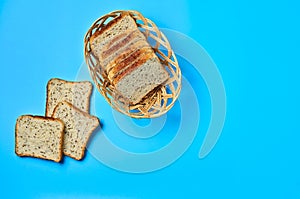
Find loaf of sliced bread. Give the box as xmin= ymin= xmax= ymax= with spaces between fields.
xmin=52 ymin=101 xmax=99 ymax=160
xmin=90 ymin=13 xmax=169 ymax=105
xmin=15 ymin=115 xmax=64 ymax=162
xmin=46 ymin=78 xmax=93 ymax=117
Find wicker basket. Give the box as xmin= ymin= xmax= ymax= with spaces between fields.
xmin=84 ymin=10 xmax=181 ymax=118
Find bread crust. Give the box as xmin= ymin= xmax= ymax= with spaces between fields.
xmin=45 ymin=78 xmax=93 ymax=117
xmin=15 ymin=115 xmax=64 ymax=162
xmin=52 ymin=101 xmax=100 ymax=160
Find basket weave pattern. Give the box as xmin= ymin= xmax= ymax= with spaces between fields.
xmin=84 ymin=10 xmax=181 ymax=118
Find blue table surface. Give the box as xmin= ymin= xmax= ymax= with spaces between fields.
xmin=1 ymin=0 xmax=300 ymax=198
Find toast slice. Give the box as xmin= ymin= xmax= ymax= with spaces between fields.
xmin=106 ymin=40 xmax=153 ymax=82
xmin=100 ymin=30 xmax=147 ymax=69
xmin=90 ymin=13 xmax=169 ymax=105
xmin=90 ymin=14 xmax=139 ymax=63
xmin=15 ymin=115 xmax=64 ymax=162
xmin=52 ymin=101 xmax=100 ymax=160
xmin=46 ymin=78 xmax=93 ymax=117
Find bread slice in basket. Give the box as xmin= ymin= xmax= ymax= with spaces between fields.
xmin=46 ymin=78 xmax=93 ymax=117
xmin=15 ymin=115 xmax=64 ymax=162
xmin=52 ymin=101 xmax=99 ymax=160
xmin=90 ymin=13 xmax=169 ymax=105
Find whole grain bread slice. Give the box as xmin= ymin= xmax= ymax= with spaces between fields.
xmin=46 ymin=78 xmax=93 ymax=117
xmin=51 ymin=101 xmax=100 ymax=160
xmin=15 ymin=115 xmax=64 ymax=162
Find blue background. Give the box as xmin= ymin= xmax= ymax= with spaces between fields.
xmin=1 ymin=0 xmax=300 ymax=198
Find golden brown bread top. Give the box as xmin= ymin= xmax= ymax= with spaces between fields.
xmin=106 ymin=39 xmax=152 ymax=81
xmin=108 ymin=47 xmax=154 ymax=83
xmin=101 ymin=29 xmax=145 ymax=60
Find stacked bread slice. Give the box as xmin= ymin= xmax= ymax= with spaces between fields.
xmin=52 ymin=101 xmax=99 ymax=160
xmin=46 ymin=78 xmax=93 ymax=117
xmin=15 ymin=78 xmax=99 ymax=162
xmin=90 ymin=13 xmax=169 ymax=105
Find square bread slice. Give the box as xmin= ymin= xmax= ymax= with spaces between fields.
xmin=15 ymin=115 xmax=64 ymax=162
xmin=52 ymin=101 xmax=100 ymax=160
xmin=90 ymin=13 xmax=169 ymax=105
xmin=46 ymin=78 xmax=93 ymax=117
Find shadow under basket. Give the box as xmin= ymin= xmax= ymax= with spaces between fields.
xmin=84 ymin=10 xmax=182 ymax=118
